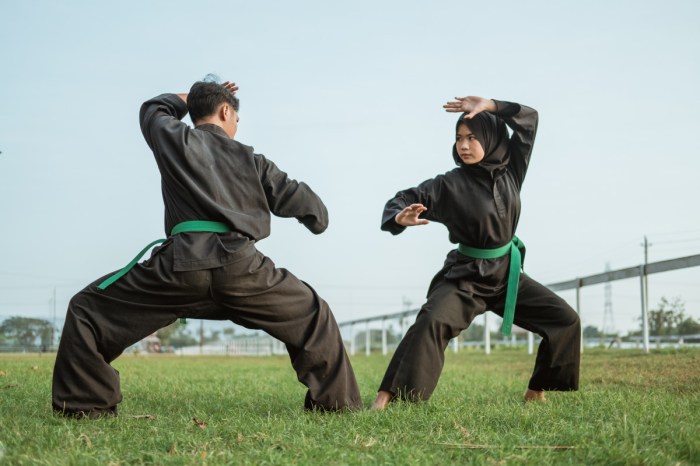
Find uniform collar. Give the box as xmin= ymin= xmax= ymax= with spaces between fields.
xmin=195 ymin=123 xmax=229 ymax=139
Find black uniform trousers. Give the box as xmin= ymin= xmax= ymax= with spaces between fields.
xmin=379 ymin=273 xmax=580 ymax=401
xmin=52 ymin=241 xmax=362 ymax=416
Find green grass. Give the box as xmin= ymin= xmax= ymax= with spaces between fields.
xmin=1 ymin=348 xmax=699 ymax=465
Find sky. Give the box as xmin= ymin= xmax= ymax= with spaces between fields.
xmin=1 ymin=0 xmax=699 ymax=338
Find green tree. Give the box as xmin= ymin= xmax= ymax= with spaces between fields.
xmin=169 ymin=325 xmax=197 ymax=348
xmin=0 ymin=317 xmax=54 ymax=349
xmin=646 ymin=296 xmax=687 ymax=336
xmin=583 ymin=325 xmax=601 ymax=338
xmin=677 ymin=317 xmax=700 ymax=336
xmin=205 ymin=330 xmax=221 ymax=344
xmin=460 ymin=323 xmax=486 ymax=341
xmin=156 ymin=322 xmax=179 ymax=352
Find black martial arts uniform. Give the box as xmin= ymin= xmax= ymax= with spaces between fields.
xmin=52 ymin=93 xmax=362 ymax=417
xmin=378 ymin=100 xmax=580 ymax=401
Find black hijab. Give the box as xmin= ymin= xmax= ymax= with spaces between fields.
xmin=452 ymin=111 xmax=510 ymax=174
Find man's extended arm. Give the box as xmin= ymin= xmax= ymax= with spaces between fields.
xmin=256 ymin=154 xmax=329 ymax=234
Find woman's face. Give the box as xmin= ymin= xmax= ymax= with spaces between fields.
xmin=456 ymin=123 xmax=485 ymax=165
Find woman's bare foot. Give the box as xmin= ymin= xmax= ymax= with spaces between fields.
xmin=524 ymin=388 xmax=546 ymax=402
xmin=371 ymin=391 xmax=393 ymax=410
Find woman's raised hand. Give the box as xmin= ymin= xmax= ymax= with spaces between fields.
xmin=222 ymin=81 xmax=239 ymax=95
xmin=395 ymin=203 xmax=429 ymax=227
xmin=443 ymin=96 xmax=496 ymax=119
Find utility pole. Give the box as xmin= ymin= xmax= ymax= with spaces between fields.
xmin=642 ymin=236 xmax=651 ymax=307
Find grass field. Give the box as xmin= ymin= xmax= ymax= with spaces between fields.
xmin=1 ymin=348 xmax=699 ymax=465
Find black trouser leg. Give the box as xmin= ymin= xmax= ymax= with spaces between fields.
xmin=211 ymin=251 xmax=362 ymax=410
xmin=378 ymin=278 xmax=487 ymax=401
xmin=492 ymin=274 xmax=581 ymax=391
xmin=52 ymin=244 xmax=212 ymax=416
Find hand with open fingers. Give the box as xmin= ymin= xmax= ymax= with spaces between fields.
xmin=443 ymin=96 xmax=496 ymax=119
xmin=395 ymin=203 xmax=429 ymax=227
xmin=222 ymin=81 xmax=239 ymax=95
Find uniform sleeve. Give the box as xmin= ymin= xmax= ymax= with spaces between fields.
xmin=255 ymin=154 xmax=329 ymax=234
xmin=139 ymin=93 xmax=189 ymax=155
xmin=381 ymin=175 xmax=446 ymax=235
xmin=493 ymin=100 xmax=538 ymax=188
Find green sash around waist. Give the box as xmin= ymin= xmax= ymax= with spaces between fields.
xmin=457 ymin=236 xmax=525 ymax=337
xmin=97 ymin=220 xmax=231 ymax=290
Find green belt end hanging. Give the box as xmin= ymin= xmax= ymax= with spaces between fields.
xmin=457 ymin=236 xmax=525 ymax=337
xmin=97 ymin=220 xmax=231 ymax=291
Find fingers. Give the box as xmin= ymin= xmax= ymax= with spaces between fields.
xmin=222 ymin=81 xmax=239 ymax=95
xmin=443 ymin=102 xmax=463 ymax=113
xmin=444 ymin=96 xmax=473 ymax=114
xmin=406 ymin=203 xmax=427 ymax=213
xmin=396 ymin=204 xmax=429 ymax=227
xmin=406 ymin=204 xmax=428 ymax=225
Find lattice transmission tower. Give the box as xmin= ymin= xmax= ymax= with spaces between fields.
xmin=601 ymin=262 xmax=616 ymax=337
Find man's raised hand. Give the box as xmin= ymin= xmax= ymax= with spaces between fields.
xmin=222 ymin=81 xmax=239 ymax=95
xmin=395 ymin=203 xmax=429 ymax=227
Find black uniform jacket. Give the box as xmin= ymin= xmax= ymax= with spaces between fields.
xmin=381 ymin=100 xmax=538 ymax=296
xmin=140 ymin=93 xmax=328 ymax=271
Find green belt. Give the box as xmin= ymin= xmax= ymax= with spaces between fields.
xmin=457 ymin=236 xmax=525 ymax=336
xmin=97 ymin=220 xmax=231 ymax=290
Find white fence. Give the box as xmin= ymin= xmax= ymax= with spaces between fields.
xmin=174 ymin=336 xmax=287 ymax=356
xmin=338 ymin=253 xmax=700 ymax=356
xmin=119 ymin=253 xmax=700 ymax=357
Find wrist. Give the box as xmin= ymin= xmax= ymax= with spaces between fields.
xmin=485 ymin=99 xmax=497 ymax=113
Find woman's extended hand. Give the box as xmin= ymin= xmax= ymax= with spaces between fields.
xmin=443 ymin=96 xmax=496 ymax=119
xmin=395 ymin=203 xmax=429 ymax=227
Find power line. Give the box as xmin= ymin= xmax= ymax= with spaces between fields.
xmin=652 ymin=237 xmax=700 ymax=245
xmin=646 ymin=228 xmax=700 ymax=237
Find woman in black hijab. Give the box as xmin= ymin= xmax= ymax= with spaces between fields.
xmin=371 ymin=96 xmax=580 ymax=410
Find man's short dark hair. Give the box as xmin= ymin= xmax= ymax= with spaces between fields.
xmin=187 ymin=80 xmax=240 ymax=123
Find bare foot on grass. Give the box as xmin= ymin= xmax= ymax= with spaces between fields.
xmin=371 ymin=391 xmax=393 ymax=410
xmin=524 ymin=388 xmax=546 ymax=402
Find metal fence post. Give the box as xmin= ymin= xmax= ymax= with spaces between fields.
xmin=527 ymin=331 xmax=534 ymax=355
xmin=484 ymin=312 xmax=491 ymax=355
xmin=349 ymin=324 xmax=355 ymax=356
xmin=381 ymin=318 xmax=388 ymax=355
xmin=365 ymin=321 xmax=371 ymax=356
xmin=576 ymin=279 xmax=583 ymax=354
xmin=640 ymin=265 xmax=650 ymax=353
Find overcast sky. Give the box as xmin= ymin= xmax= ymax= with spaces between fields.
xmin=1 ymin=0 xmax=699 ymax=337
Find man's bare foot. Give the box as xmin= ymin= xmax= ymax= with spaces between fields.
xmin=371 ymin=391 xmax=393 ymax=410
xmin=524 ymin=389 xmax=546 ymax=402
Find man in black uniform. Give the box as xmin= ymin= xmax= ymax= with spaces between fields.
xmin=52 ymin=79 xmax=362 ymax=418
